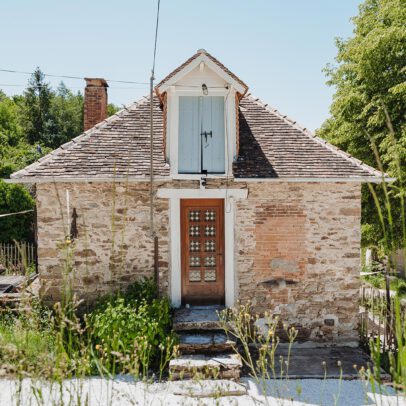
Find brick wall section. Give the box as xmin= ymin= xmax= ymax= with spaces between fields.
xmin=235 ymin=182 xmax=361 ymax=345
xmin=36 ymin=182 xmax=170 ymax=303
xmin=84 ymin=78 xmax=108 ymax=131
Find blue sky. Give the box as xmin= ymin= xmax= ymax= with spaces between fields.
xmin=0 ymin=1 xmax=362 ymax=131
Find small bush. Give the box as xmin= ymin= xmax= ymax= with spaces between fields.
xmin=87 ymin=278 xmax=176 ymax=376
xmin=0 ymin=278 xmax=176 ymax=379
xmin=88 ymin=296 xmax=174 ymax=375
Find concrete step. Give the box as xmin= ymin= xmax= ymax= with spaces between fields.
xmin=178 ymin=332 xmax=236 ymax=354
xmin=169 ymin=353 xmax=242 ymax=380
xmin=173 ymin=305 xmax=225 ymax=331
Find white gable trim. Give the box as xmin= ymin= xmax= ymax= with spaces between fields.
xmin=157 ymin=54 xmax=246 ymax=94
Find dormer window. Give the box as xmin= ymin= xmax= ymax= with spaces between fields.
xmin=155 ymin=49 xmax=248 ymax=179
xmin=179 ymin=96 xmax=225 ymax=174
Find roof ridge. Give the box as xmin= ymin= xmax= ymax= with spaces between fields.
xmin=11 ymin=97 xmax=149 ymax=179
xmin=245 ymin=94 xmax=384 ymax=178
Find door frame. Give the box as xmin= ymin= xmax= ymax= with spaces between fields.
xmin=157 ymin=188 xmax=248 ymax=308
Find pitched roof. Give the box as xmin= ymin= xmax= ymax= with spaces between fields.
xmin=233 ymin=95 xmax=383 ymax=179
xmin=155 ymin=49 xmax=249 ymax=95
xmin=10 ymin=94 xmax=384 ymax=182
xmin=11 ymin=97 xmax=170 ymax=180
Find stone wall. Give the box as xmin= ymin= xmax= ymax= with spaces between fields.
xmin=36 ymin=182 xmax=170 ymax=303
xmin=37 ymin=180 xmax=361 ymax=345
xmin=235 ymin=182 xmax=361 ymax=346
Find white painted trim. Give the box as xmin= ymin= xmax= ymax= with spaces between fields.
xmin=167 ymin=87 xmax=236 ymax=179
xmin=224 ymin=198 xmax=235 ymax=307
xmin=162 ymin=188 xmax=248 ymax=308
xmin=169 ymin=198 xmax=182 ymax=307
xmin=233 ymin=177 xmax=395 ymax=184
xmin=157 ymin=188 xmax=248 ymax=199
xmin=158 ymin=53 xmax=246 ymax=95
xmin=171 ymin=174 xmax=229 ymax=181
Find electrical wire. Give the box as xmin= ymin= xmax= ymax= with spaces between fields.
xmin=0 ymin=83 xmax=148 ymax=90
xmin=0 ymin=210 xmax=34 ymax=218
xmin=151 ymin=0 xmax=161 ymax=76
xmin=0 ymin=68 xmax=149 ymax=85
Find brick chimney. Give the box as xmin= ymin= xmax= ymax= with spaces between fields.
xmin=84 ymin=78 xmax=108 ymax=131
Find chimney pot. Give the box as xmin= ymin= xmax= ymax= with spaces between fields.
xmin=84 ymin=78 xmax=109 ymax=131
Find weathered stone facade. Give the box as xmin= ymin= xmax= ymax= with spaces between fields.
xmin=37 ymin=181 xmax=361 ymax=345
xmin=235 ymin=182 xmax=361 ymax=345
xmin=37 ymin=182 xmax=170 ymax=302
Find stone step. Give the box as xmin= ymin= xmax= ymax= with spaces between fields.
xmin=173 ymin=305 xmax=225 ymax=331
xmin=170 ymin=379 xmax=247 ymax=397
xmin=169 ymin=353 xmax=242 ymax=380
xmin=178 ymin=332 xmax=236 ymax=354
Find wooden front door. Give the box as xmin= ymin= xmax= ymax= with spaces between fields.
xmin=181 ymin=199 xmax=225 ymax=305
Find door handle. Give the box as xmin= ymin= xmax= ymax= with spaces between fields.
xmin=201 ymin=131 xmax=213 ymax=142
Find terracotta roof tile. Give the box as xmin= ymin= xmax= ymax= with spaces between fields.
xmin=233 ymin=95 xmax=382 ymax=178
xmin=11 ymin=95 xmax=383 ymax=181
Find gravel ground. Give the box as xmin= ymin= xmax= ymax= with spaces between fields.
xmin=0 ymin=376 xmax=402 ymax=406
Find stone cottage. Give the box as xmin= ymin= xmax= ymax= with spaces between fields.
xmin=10 ymin=50 xmax=386 ymax=345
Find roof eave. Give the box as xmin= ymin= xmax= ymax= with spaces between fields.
xmin=233 ymin=176 xmax=395 ymax=184
xmin=4 ymin=175 xmax=395 ymax=185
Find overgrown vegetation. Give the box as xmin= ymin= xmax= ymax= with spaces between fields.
xmin=317 ymin=0 xmax=406 ymax=249
xmin=0 ymin=278 xmax=176 ymax=380
xmin=362 ymin=272 xmax=406 ymax=298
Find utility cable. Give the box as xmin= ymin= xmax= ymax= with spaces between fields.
xmin=0 ymin=68 xmax=149 ymax=85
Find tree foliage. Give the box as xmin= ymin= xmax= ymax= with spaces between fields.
xmin=318 ymin=0 xmax=406 ymax=248
xmin=0 ymin=180 xmax=35 ymax=242
xmin=0 ymin=69 xmax=119 ymax=242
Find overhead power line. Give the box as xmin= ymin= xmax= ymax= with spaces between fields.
xmin=0 ymin=68 xmax=149 ymax=85
xmin=0 ymin=83 xmax=148 ymax=90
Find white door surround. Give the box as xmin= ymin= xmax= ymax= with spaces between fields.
xmin=157 ymin=188 xmax=248 ymax=308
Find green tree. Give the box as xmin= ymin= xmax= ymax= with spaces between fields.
xmin=45 ymin=82 xmax=84 ymax=148
xmin=0 ymin=180 xmax=35 ymax=242
xmin=318 ymin=0 xmax=406 ymax=248
xmin=0 ymin=90 xmax=23 ymax=146
xmin=22 ymin=67 xmax=55 ymax=145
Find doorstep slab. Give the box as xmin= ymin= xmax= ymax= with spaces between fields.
xmin=178 ymin=332 xmax=236 ymax=353
xmin=171 ymin=379 xmax=247 ymax=397
xmin=173 ymin=306 xmax=225 ymax=331
xmin=169 ymin=353 xmax=242 ymax=380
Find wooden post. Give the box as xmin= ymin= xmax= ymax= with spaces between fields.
xmin=154 ymin=236 xmax=159 ymax=295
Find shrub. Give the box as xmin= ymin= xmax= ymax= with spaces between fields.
xmin=86 ymin=279 xmax=176 ymax=376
